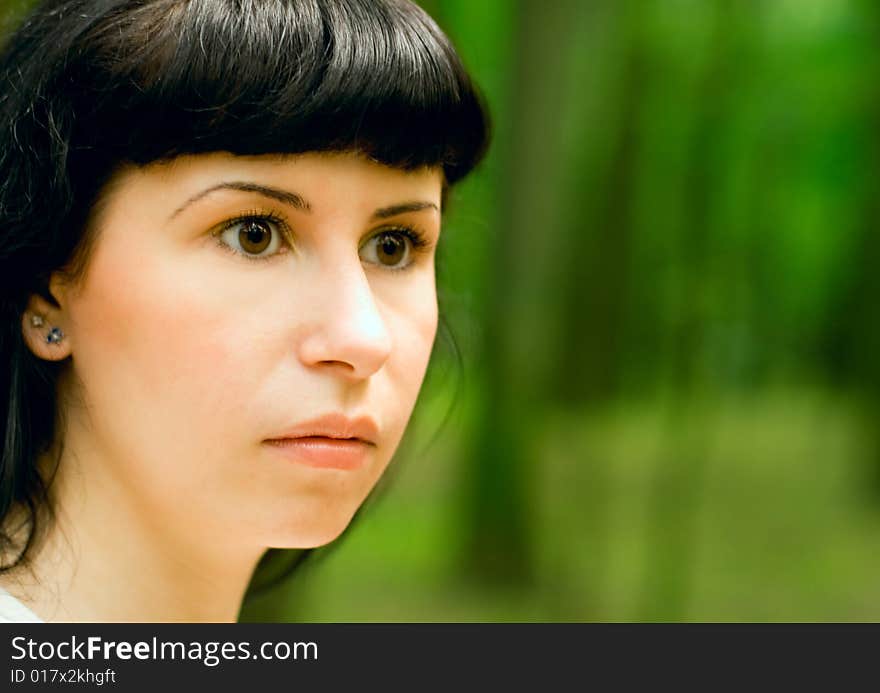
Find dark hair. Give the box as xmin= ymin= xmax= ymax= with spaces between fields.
xmin=0 ymin=0 xmax=489 ymax=574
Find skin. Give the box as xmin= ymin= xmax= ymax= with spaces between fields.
xmin=5 ymin=151 xmax=443 ymax=622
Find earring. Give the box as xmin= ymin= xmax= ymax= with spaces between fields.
xmin=46 ymin=327 xmax=65 ymax=344
xmin=30 ymin=314 xmax=45 ymax=328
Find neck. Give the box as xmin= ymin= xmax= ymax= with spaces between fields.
xmin=2 ymin=444 xmax=265 ymax=623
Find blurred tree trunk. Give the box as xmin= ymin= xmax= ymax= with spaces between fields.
xmin=636 ymin=0 xmax=740 ymax=621
xmin=459 ymin=0 xmax=585 ymax=584
xmin=552 ymin=3 xmax=644 ymax=406
xmin=536 ymin=0 xmax=646 ymax=612
xmin=837 ymin=0 xmax=880 ymax=500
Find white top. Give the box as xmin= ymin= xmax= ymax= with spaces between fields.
xmin=0 ymin=587 xmax=44 ymax=623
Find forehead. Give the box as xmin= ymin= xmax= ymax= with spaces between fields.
xmin=102 ymin=152 xmax=444 ymax=217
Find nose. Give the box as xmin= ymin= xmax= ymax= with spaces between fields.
xmin=296 ymin=259 xmax=393 ymax=380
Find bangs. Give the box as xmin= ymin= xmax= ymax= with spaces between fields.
xmin=66 ymin=0 xmax=489 ymax=183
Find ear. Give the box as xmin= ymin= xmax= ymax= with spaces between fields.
xmin=21 ymin=274 xmax=73 ymax=362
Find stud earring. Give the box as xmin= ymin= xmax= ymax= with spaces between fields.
xmin=30 ymin=314 xmax=44 ymax=328
xmin=46 ymin=327 xmax=65 ymax=344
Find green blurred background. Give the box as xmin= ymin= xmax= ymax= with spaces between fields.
xmin=6 ymin=0 xmax=880 ymax=621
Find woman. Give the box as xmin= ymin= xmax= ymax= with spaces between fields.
xmin=0 ymin=0 xmax=488 ymax=622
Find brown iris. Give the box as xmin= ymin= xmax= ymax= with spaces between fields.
xmin=238 ymin=220 xmax=272 ymax=254
xmin=376 ymin=232 xmax=406 ymax=266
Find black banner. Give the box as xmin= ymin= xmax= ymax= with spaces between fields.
xmin=0 ymin=624 xmax=874 ymax=689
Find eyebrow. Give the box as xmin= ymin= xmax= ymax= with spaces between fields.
xmin=370 ymin=201 xmax=439 ymax=220
xmin=169 ymin=181 xmax=439 ymax=221
xmin=169 ymin=182 xmax=311 ymax=220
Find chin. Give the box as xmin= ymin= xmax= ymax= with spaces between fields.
xmin=265 ymin=503 xmax=362 ymax=549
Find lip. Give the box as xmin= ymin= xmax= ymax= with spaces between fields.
xmin=262 ymin=413 xmax=379 ymax=471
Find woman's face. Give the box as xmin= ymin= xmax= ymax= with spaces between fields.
xmin=49 ymin=152 xmax=442 ymax=550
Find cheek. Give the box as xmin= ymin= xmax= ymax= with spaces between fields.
xmin=67 ymin=240 xmax=266 ymax=466
xmin=382 ymin=275 xmax=439 ymax=421
xmin=406 ymin=292 xmax=438 ymax=380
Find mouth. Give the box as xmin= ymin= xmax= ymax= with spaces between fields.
xmin=262 ymin=413 xmax=378 ymax=471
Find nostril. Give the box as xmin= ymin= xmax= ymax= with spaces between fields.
xmin=318 ymin=359 xmax=356 ymax=371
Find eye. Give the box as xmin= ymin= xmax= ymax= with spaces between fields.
xmin=360 ymin=228 xmax=427 ymax=270
xmin=216 ymin=216 xmax=287 ymax=259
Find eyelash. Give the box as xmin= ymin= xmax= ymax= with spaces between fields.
xmin=369 ymin=226 xmax=432 ymax=272
xmin=212 ymin=209 xmax=291 ymax=263
xmin=212 ymin=210 xmax=434 ymax=270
